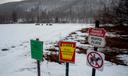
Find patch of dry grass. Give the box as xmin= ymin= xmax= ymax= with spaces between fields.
xmin=106 ymin=37 xmax=128 ymax=49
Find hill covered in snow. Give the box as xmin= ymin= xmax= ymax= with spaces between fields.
xmin=0 ymin=0 xmax=112 ymax=19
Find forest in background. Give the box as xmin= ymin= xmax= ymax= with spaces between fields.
xmin=0 ymin=0 xmax=127 ymax=27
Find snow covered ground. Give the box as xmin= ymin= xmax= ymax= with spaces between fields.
xmin=0 ymin=23 xmax=128 ymax=76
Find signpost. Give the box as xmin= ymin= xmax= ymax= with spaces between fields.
xmin=59 ymin=41 xmax=76 ymax=76
xmin=88 ymin=36 xmax=106 ymax=47
xmin=87 ymin=20 xmax=106 ymax=76
xmin=59 ymin=41 xmax=76 ymax=63
xmin=88 ymin=28 xmax=106 ymax=37
xmin=30 ymin=38 xmax=43 ymax=76
xmin=86 ymin=50 xmax=104 ymax=71
xmin=88 ymin=28 xmax=106 ymax=47
xmin=31 ymin=39 xmax=43 ymax=61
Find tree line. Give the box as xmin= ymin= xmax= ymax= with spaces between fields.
xmin=96 ymin=0 xmax=128 ymax=26
xmin=0 ymin=0 xmax=127 ymax=25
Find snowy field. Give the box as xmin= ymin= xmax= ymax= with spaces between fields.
xmin=0 ymin=23 xmax=128 ymax=76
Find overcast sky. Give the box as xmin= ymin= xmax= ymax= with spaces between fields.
xmin=0 ymin=0 xmax=22 ymax=4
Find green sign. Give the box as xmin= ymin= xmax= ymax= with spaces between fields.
xmin=30 ymin=40 xmax=43 ymax=61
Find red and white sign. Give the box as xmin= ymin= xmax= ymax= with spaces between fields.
xmin=59 ymin=41 xmax=76 ymax=63
xmin=88 ymin=28 xmax=106 ymax=37
xmin=88 ymin=28 xmax=106 ymax=47
xmin=86 ymin=50 xmax=105 ymax=71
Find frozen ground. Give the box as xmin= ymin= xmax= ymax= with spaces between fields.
xmin=0 ymin=23 xmax=128 ymax=76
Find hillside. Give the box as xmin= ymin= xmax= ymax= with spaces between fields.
xmin=0 ymin=0 xmax=112 ymax=23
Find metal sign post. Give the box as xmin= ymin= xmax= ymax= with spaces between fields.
xmin=66 ymin=62 xmax=69 ymax=76
xmin=37 ymin=60 xmax=41 ymax=76
xmin=59 ymin=41 xmax=76 ymax=76
xmin=36 ymin=38 xmax=41 ymax=76
xmin=87 ymin=20 xmax=106 ymax=76
xmin=30 ymin=38 xmax=43 ymax=76
xmin=92 ymin=47 xmax=97 ymax=76
xmin=92 ymin=20 xmax=99 ymax=76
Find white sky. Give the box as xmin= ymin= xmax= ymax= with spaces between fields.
xmin=0 ymin=0 xmax=22 ymax=4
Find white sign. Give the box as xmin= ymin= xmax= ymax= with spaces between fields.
xmin=88 ymin=28 xmax=106 ymax=47
xmin=88 ymin=36 xmax=106 ymax=47
xmin=86 ymin=50 xmax=105 ymax=71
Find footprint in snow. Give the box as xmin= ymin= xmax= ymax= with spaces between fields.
xmin=1 ymin=48 xmax=9 ymax=51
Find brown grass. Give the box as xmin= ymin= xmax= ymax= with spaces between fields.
xmin=106 ymin=37 xmax=128 ymax=49
xmin=44 ymin=52 xmax=61 ymax=63
xmin=76 ymin=47 xmax=87 ymax=54
xmin=104 ymin=52 xmax=127 ymax=66
xmin=102 ymin=26 xmax=128 ymax=34
xmin=78 ymin=28 xmax=88 ymax=33
xmin=46 ymin=48 xmax=58 ymax=52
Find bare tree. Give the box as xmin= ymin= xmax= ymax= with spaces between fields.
xmin=96 ymin=0 xmax=128 ymax=26
xmin=114 ymin=0 xmax=128 ymax=26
